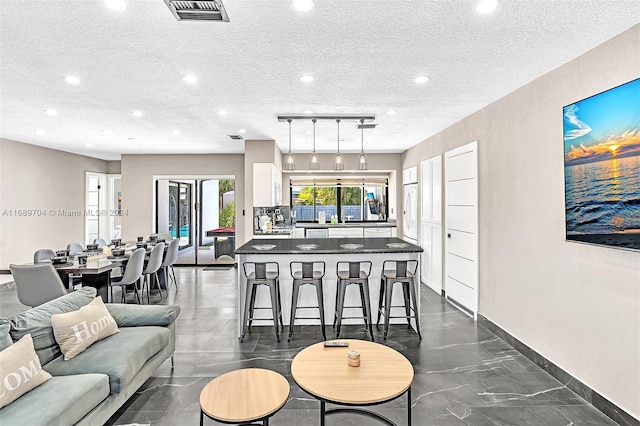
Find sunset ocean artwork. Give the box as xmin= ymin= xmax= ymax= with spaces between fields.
xmin=564 ymin=78 xmax=640 ymax=250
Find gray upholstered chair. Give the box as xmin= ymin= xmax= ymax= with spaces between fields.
xmin=161 ymin=238 xmax=180 ymax=291
xmin=142 ymin=242 xmax=165 ymax=303
xmin=33 ymin=249 xmax=56 ymax=263
xmin=93 ymin=238 xmax=109 ymax=248
xmin=66 ymin=242 xmax=84 ymax=255
xmin=9 ymin=263 xmax=68 ymax=307
xmin=109 ymin=248 xmax=145 ymax=303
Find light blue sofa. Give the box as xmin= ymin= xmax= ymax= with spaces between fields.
xmin=0 ymin=287 xmax=180 ymax=426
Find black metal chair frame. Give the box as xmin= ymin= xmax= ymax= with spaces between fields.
xmin=334 ymin=261 xmax=374 ymax=341
xmin=376 ymin=259 xmax=422 ymax=340
xmin=241 ymin=262 xmax=284 ymax=342
xmin=289 ymin=261 xmax=327 ymax=342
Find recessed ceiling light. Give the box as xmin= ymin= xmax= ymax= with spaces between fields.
xmin=182 ymin=75 xmax=198 ymax=84
xmin=64 ymin=75 xmax=80 ymax=85
xmin=44 ymin=109 xmax=57 ymax=116
xmin=131 ymin=110 xmax=142 ymax=117
xmin=85 ymin=143 xmax=93 ymax=148
xmin=104 ymin=0 xmax=127 ymax=12
xmin=476 ymin=0 xmax=498 ymax=14
xmin=292 ymin=0 xmax=314 ymax=12
xmin=172 ymin=130 xmax=180 ymax=135
xmin=386 ymin=110 xmax=397 ymax=116
xmin=303 ymin=110 xmax=313 ymax=114
xmin=415 ymin=76 xmax=429 ymax=84
xmin=34 ymin=129 xmax=45 ymax=135
xmin=218 ymin=109 xmax=228 ymax=116
xmin=300 ymin=75 xmax=315 ymax=83
xmin=238 ymin=129 xmax=246 ymax=134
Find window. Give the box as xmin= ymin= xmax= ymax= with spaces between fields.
xmin=290 ymin=178 xmax=387 ymax=222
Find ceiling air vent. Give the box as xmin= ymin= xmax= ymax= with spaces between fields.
xmin=163 ymin=0 xmax=230 ymax=22
xmin=357 ymin=123 xmax=377 ymax=129
xmin=228 ymin=135 xmax=243 ymax=140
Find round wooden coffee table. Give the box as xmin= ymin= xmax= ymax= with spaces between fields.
xmin=291 ymin=339 xmax=414 ymax=425
xmin=199 ymin=368 xmax=290 ymax=425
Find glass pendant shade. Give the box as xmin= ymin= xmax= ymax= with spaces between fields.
xmin=358 ymin=120 xmax=368 ymax=170
xmin=309 ymin=119 xmax=320 ymax=170
xmin=284 ymin=119 xmax=295 ymax=171
xmin=333 ymin=119 xmax=344 ymax=171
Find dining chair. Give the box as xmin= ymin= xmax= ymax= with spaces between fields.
xmin=33 ymin=249 xmax=55 ymax=263
xmin=109 ymin=248 xmax=145 ymax=304
xmin=93 ymin=238 xmax=109 ymax=248
xmin=142 ymin=242 xmax=166 ymax=303
xmin=9 ymin=263 xmax=68 ymax=307
xmin=161 ymin=238 xmax=180 ymax=291
xmin=66 ymin=242 xmax=84 ymax=255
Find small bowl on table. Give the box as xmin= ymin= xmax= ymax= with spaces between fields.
xmin=111 ymin=239 xmax=122 ymax=247
xmin=111 ymin=248 xmax=126 ymax=257
xmin=136 ymin=242 xmax=148 ymax=249
xmin=86 ymin=243 xmax=99 ymax=251
xmin=55 ymin=250 xmax=69 ymax=257
xmin=51 ymin=256 xmax=68 ymax=265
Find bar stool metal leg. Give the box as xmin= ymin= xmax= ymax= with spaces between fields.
xmin=315 ymin=281 xmax=327 ymax=340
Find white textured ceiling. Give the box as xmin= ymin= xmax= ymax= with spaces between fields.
xmin=0 ymin=1 xmax=638 ymax=161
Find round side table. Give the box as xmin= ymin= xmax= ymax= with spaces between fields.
xmin=291 ymin=339 xmax=414 ymax=425
xmin=199 ymin=368 xmax=290 ymax=426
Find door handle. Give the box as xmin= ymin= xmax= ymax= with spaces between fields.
xmin=447 ymin=233 xmax=452 ymax=238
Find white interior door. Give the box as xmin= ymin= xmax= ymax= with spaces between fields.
xmin=445 ymin=141 xmax=478 ymax=318
xmin=420 ymin=156 xmax=443 ymax=294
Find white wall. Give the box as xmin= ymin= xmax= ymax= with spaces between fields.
xmin=119 ymin=154 xmax=244 ymax=245
xmin=403 ymin=25 xmax=640 ymax=418
xmin=156 ymin=180 xmax=170 ymax=234
xmin=0 ymin=138 xmax=109 ymax=265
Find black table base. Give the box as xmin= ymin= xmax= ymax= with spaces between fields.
xmin=200 ymin=409 xmax=270 ymax=426
xmin=319 ymin=386 xmax=411 ymax=426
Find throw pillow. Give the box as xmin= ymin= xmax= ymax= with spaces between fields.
xmin=0 ymin=334 xmax=52 ymax=409
xmin=51 ymin=297 xmax=119 ymax=360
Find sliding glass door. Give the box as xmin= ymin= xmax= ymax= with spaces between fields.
xmin=168 ymin=181 xmax=192 ymax=250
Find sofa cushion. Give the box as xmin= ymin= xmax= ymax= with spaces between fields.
xmin=9 ymin=287 xmax=97 ymax=365
xmin=0 ymin=374 xmax=109 ymax=426
xmin=44 ymin=326 xmax=170 ymax=394
xmin=0 ymin=319 xmax=12 ymax=351
xmin=106 ymin=303 xmax=181 ymax=327
xmin=51 ymin=297 xmax=119 ymax=360
xmin=0 ymin=334 xmax=52 ymax=409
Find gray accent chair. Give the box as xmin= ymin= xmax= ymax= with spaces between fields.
xmin=109 ymin=248 xmax=145 ymax=303
xmin=161 ymin=238 xmax=180 ymax=291
xmin=94 ymin=238 xmax=109 ymax=248
xmin=142 ymin=242 xmax=166 ymax=303
xmin=67 ymin=242 xmax=84 ymax=255
xmin=33 ymin=248 xmax=56 ymax=263
xmin=9 ymin=263 xmax=68 ymax=307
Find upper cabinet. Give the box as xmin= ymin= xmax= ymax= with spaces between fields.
xmin=403 ymin=166 xmax=418 ymax=184
xmin=253 ymin=163 xmax=282 ymax=206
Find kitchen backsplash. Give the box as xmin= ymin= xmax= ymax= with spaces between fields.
xmin=253 ymin=206 xmax=291 ymax=231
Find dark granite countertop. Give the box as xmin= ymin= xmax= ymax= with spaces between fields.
xmin=294 ymin=221 xmax=397 ymax=229
xmin=236 ymin=237 xmax=422 ymax=255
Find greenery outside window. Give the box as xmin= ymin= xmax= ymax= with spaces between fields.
xmin=290 ymin=178 xmax=387 ymax=223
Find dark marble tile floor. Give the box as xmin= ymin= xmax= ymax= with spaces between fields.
xmin=0 ymin=267 xmax=619 ymax=426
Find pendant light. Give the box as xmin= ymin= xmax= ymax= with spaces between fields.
xmin=358 ymin=119 xmax=368 ymax=170
xmin=309 ymin=118 xmax=320 ymax=170
xmin=333 ymin=119 xmax=344 ymax=171
xmin=284 ymin=119 xmax=295 ymax=171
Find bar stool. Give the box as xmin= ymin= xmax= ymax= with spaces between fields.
xmin=376 ymin=260 xmax=422 ymax=340
xmin=289 ymin=261 xmax=326 ymax=342
xmin=334 ymin=261 xmax=374 ymax=341
xmin=241 ymin=262 xmax=284 ymax=342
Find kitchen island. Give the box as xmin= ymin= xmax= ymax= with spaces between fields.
xmin=235 ymin=237 xmax=423 ymax=337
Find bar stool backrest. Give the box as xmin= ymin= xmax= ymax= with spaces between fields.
xmin=301 ymin=262 xmax=314 ymax=278
xmin=396 ymin=261 xmax=408 ymax=278
xmin=255 ymin=263 xmax=267 ymax=280
xmin=349 ymin=262 xmax=360 ymax=278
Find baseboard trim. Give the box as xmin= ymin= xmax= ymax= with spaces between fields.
xmin=478 ymin=314 xmax=639 ymax=426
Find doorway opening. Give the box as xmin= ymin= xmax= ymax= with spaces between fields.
xmin=155 ymin=177 xmax=235 ymax=266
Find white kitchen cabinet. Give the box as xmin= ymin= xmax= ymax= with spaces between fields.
xmin=328 ymin=227 xmax=364 ymax=238
xmin=403 ymin=166 xmax=418 ymax=184
xmin=290 ymin=228 xmax=305 ymax=238
xmin=253 ymin=163 xmax=282 ymax=207
xmin=363 ymin=227 xmax=392 ymax=238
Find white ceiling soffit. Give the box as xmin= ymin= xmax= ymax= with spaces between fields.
xmin=0 ymin=1 xmax=638 ymax=161
xmin=163 ymin=0 xmax=230 ymax=22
